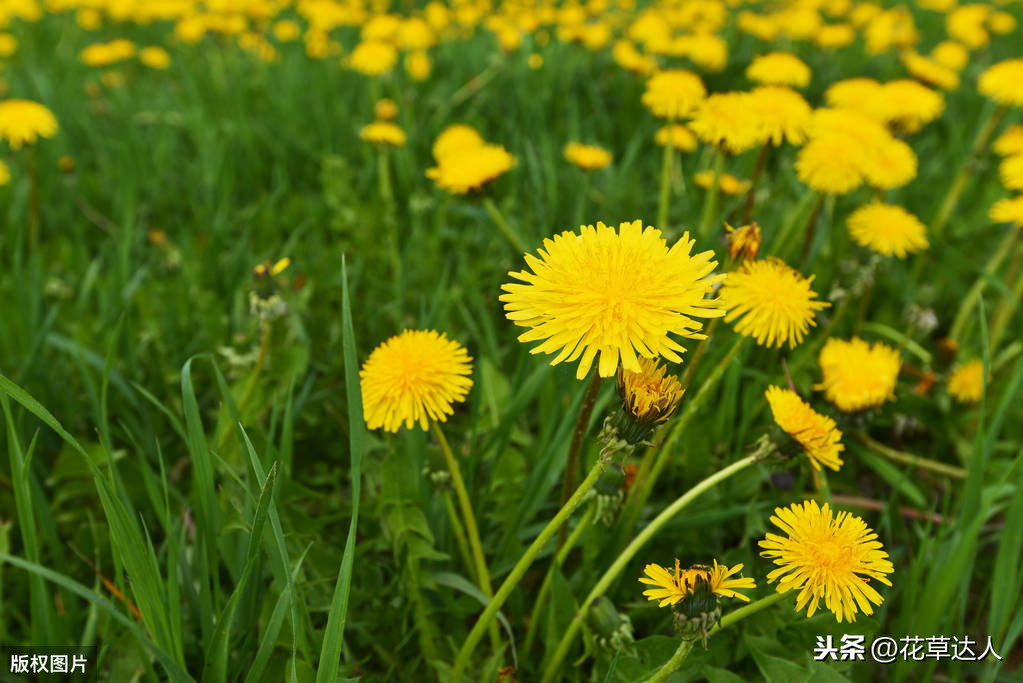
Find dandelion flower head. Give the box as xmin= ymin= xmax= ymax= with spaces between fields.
xmin=347 ymin=40 xmax=398 ymax=76
xmin=641 ymin=69 xmax=707 ymax=119
xmin=0 ymin=99 xmax=59 ymax=149
xmin=748 ymin=85 xmax=812 ymax=146
xmin=846 ymin=202 xmax=928 ymax=258
xmin=432 ymin=124 xmax=485 ymax=162
xmin=688 ymin=91 xmax=763 ymax=154
xmin=360 ymin=121 xmax=406 ymax=147
xmin=563 ymin=141 xmax=613 ymax=170
xmin=693 ymin=170 xmax=751 ymax=195
xmin=990 ymin=196 xmax=1023 ymax=224
xmin=746 ymin=51 xmax=811 ymax=88
xmin=617 ymin=357 xmax=684 ymax=429
xmin=947 ymin=359 xmax=985 ymax=403
xmin=765 ymin=386 xmax=844 ymax=471
xmin=994 ymin=125 xmax=1023 ymax=157
xmin=979 ymin=59 xmax=1023 ymax=107
xmin=817 ymin=337 xmax=901 ymax=412
xmin=640 ymin=558 xmax=755 ymax=607
xmin=426 ymin=143 xmax=516 ymax=194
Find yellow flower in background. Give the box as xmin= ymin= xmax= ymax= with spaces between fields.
xmin=528 ymin=53 xmax=543 ymax=69
xmin=796 ymin=135 xmax=864 ymax=194
xmin=654 ymin=123 xmax=697 ymax=151
xmin=746 ymin=52 xmax=811 ymax=88
xmin=374 ymin=98 xmax=399 ymax=121
xmin=748 ymin=85 xmax=811 ymax=146
xmin=878 ymin=80 xmax=945 ymax=133
xmin=500 ymin=221 xmax=724 ymax=379
xmin=931 ymin=40 xmax=969 ymax=72
xmin=139 ymin=46 xmax=171 ymax=70
xmin=679 ymin=32 xmax=729 ymax=72
xmin=862 ymin=137 xmax=917 ymax=190
xmin=0 ymin=33 xmax=17 ymax=57
xmin=361 ymin=330 xmax=473 ymax=432
xmin=993 ymin=125 xmax=1023 ymax=157
xmin=720 ymin=258 xmax=828 ymax=348
xmin=947 ymin=359 xmax=985 ymax=403
xmin=816 ymin=23 xmax=855 ymax=48
xmin=765 ymin=386 xmax=844 ymax=471
xmin=1001 ymin=155 xmax=1023 ymax=191
xmin=902 ymin=51 xmax=960 ymax=91
xmin=846 ymin=202 xmax=928 ymax=258
xmin=432 ymin=124 xmax=485 ymax=162
xmin=0 ymin=99 xmax=58 ymax=149
xmin=272 ymin=19 xmax=301 ymax=42
xmin=360 ymin=120 xmax=406 ymax=147
xmin=347 ymin=40 xmax=398 ymax=76
xmin=824 ymin=77 xmax=883 ymax=111
xmin=725 ymin=223 xmax=762 ymax=261
xmin=0 ymin=158 xmax=9 ymax=185
xmin=563 ymin=141 xmax=612 ymax=170
xmin=688 ymin=92 xmax=762 ymax=154
xmin=759 ymin=500 xmax=894 ymax=623
xmin=990 ymin=196 xmax=1023 ymax=224
xmin=612 ymin=40 xmax=657 ymax=75
xmin=988 ymin=11 xmax=1017 ymax=35
xmin=817 ymin=337 xmax=901 ymax=412
xmin=426 ymin=143 xmax=515 ymax=193
xmin=979 ymin=59 xmax=1023 ymax=107
xmin=80 ymin=39 xmax=136 ymax=67
xmin=947 ymin=4 xmax=990 ymax=49
xmin=693 ymin=170 xmax=751 ymax=196
xmin=640 ymin=559 xmax=754 ymax=607
xmin=405 ymin=50 xmax=431 ymax=80
xmin=641 ymin=69 xmax=706 ymax=119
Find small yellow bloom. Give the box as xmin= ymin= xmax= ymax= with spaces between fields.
xmin=272 ymin=20 xmax=301 ymax=42
xmin=374 ymin=98 xmax=399 ymax=121
xmin=654 ymin=123 xmax=697 ymax=151
xmin=616 ymin=357 xmax=684 ymax=431
xmin=689 ymin=92 xmax=763 ymax=154
xmin=693 ymin=170 xmax=751 ymax=196
xmin=639 ymin=558 xmax=754 ymax=607
xmin=139 ymin=46 xmax=171 ymax=70
xmin=765 ymin=386 xmax=844 ymax=471
xmin=725 ymin=223 xmax=761 ymax=261
xmin=0 ymin=159 xmax=9 ymax=185
xmin=641 ymin=69 xmax=706 ymax=119
xmin=990 ymin=196 xmax=1023 ymax=224
xmin=528 ymin=53 xmax=543 ymax=70
xmin=426 ymin=143 xmax=515 ymax=194
xmin=0 ymin=99 xmax=58 ymax=149
xmin=979 ymin=59 xmax=1023 ymax=107
xmin=846 ymin=202 xmax=928 ymax=258
xmin=817 ymin=337 xmax=902 ymax=411
xmin=0 ymin=33 xmax=17 ymax=57
xmin=931 ymin=41 xmax=969 ymax=72
xmin=432 ymin=124 xmax=485 ymax=162
xmin=360 ymin=121 xmax=406 ymax=147
xmin=993 ymin=125 xmax=1023 ymax=157
xmin=1001 ymin=155 xmax=1023 ymax=191
xmin=947 ymin=359 xmax=985 ymax=403
xmin=746 ymin=51 xmax=811 ymax=88
xmin=902 ymin=51 xmax=960 ymax=91
xmin=563 ymin=141 xmax=612 ymax=170
xmin=347 ymin=40 xmax=398 ymax=76
xmin=748 ymin=85 xmax=811 ymax=146
xmin=405 ymin=50 xmax=432 ymax=80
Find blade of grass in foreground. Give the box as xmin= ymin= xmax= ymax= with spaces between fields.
xmin=316 ymin=256 xmax=366 ymax=682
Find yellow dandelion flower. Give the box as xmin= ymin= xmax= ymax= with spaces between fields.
xmin=765 ymin=386 xmax=844 ymax=471
xmin=816 ymin=23 xmax=856 ymax=49
xmin=979 ymin=59 xmax=1023 ymax=107
xmin=617 ymin=357 xmax=684 ymax=431
xmin=563 ymin=141 xmax=612 ymax=170
xmin=688 ymin=92 xmax=763 ymax=154
xmin=347 ymin=40 xmax=398 ymax=76
xmin=432 ymin=124 xmax=485 ymax=162
xmin=990 ymin=196 xmax=1023 ymax=224
xmin=500 ymin=221 xmax=724 ymax=379
xmin=759 ymin=500 xmax=894 ymax=623
xmin=947 ymin=359 xmax=985 ymax=403
xmin=139 ymin=46 xmax=171 ymax=70
xmin=994 ymin=125 xmax=1023 ymax=157
xmin=680 ymin=32 xmax=729 ymax=73
xmin=720 ymin=258 xmax=829 ymax=348
xmin=693 ymin=170 xmax=751 ymax=196
xmin=641 ymin=69 xmax=707 ymax=119
xmin=655 ymin=123 xmax=697 ymax=151
xmin=948 ymin=5 xmax=991 ymax=49
xmin=612 ymin=40 xmax=657 ymax=76
xmin=0 ymin=33 xmax=17 ymax=57
xmin=846 ymin=202 xmax=928 ymax=258
xmin=0 ymin=100 xmax=58 ymax=149
xmin=879 ymin=80 xmax=945 ymax=133
xmin=862 ymin=137 xmax=918 ymax=190
xmin=725 ymin=223 xmax=762 ymax=261
xmin=796 ymin=135 xmax=865 ymax=194
xmin=405 ymin=50 xmax=431 ymax=80
xmin=989 ymin=11 xmax=1017 ymax=36
xmin=817 ymin=337 xmax=902 ymax=412
xmin=0 ymin=159 xmax=9 ymax=185
xmin=426 ymin=143 xmax=515 ymax=194
xmin=748 ymin=85 xmax=812 ymax=146
xmin=1000 ymin=155 xmax=1023 ymax=191
xmin=528 ymin=53 xmax=543 ymax=70
xmin=825 ymin=78 xmax=884 ymax=112
xmin=374 ymin=98 xmax=399 ymax=121
xmin=931 ymin=41 xmax=969 ymax=72
xmin=902 ymin=51 xmax=960 ymax=91
xmin=360 ymin=121 xmax=406 ymax=147
xmin=360 ymin=329 xmax=474 ymax=432
xmin=639 ymin=558 xmax=755 ymax=607
xmin=272 ymin=20 xmax=301 ymax=42
xmin=746 ymin=52 xmax=811 ymax=88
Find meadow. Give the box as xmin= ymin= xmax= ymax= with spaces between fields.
xmin=1 ymin=0 xmax=1023 ymax=681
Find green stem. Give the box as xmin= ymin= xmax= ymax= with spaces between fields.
xmin=450 ymin=458 xmax=607 ymax=682
xmin=990 ymin=237 xmax=1023 ymax=350
xmin=573 ymin=171 xmax=591 ymax=229
xmin=949 ymin=225 xmax=1019 ymax=342
xmin=432 ymin=423 xmax=501 ymax=650
xmin=559 ymin=369 xmax=603 ymax=547
xmin=643 ymin=637 xmax=695 ymax=683
xmin=523 ymin=504 xmax=595 ymax=655
xmin=743 ymin=143 xmax=769 ymax=225
xmin=797 ymin=192 xmax=826 ymax=267
xmin=657 ymin=138 xmax=674 ymax=230
xmin=710 ymin=592 xmax=788 ymax=634
xmin=698 ymin=148 xmax=725 ymax=238
xmin=377 ymin=148 xmax=392 ymax=204
xmin=482 ymin=196 xmax=527 ymax=253
xmin=443 ymin=490 xmax=477 ymax=584
xmin=931 ymin=105 xmax=1007 ymax=239
xmin=26 ymin=146 xmax=39 ymax=253
xmin=769 ymin=189 xmax=819 ymax=257
xmin=540 ymin=448 xmax=768 ymax=683
xmin=855 ymin=430 xmax=967 ymax=479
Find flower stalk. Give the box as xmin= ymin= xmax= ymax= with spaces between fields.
xmin=698 ymin=147 xmax=725 ymax=237
xmin=558 ymin=369 xmax=603 ymax=547
xmin=483 ymin=196 xmax=527 ymax=253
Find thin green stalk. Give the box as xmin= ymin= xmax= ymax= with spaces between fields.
xmin=559 ymin=369 xmax=603 ymax=547
xmin=523 ymin=504 xmax=595 ymax=655
xmin=643 ymin=638 xmax=694 ymax=683
xmin=573 ymin=171 xmax=591 ymax=229
xmin=450 ymin=458 xmax=607 ymax=682
xmin=443 ymin=491 xmax=477 ymax=584
xmin=931 ymin=105 xmax=1007 ymax=239
xmin=855 ymin=430 xmax=966 ymax=479
xmin=710 ymin=591 xmax=788 ymax=634
xmin=990 ymin=238 xmax=1023 ymax=350
xmin=482 ymin=196 xmax=527 ymax=253
xmin=949 ymin=225 xmax=1019 ymax=342
xmin=377 ymin=148 xmax=393 ymax=204
xmin=798 ymin=191 xmax=826 ymax=266
xmin=432 ymin=423 xmax=501 ymax=651
xmin=26 ymin=146 xmax=40 ymax=253
xmin=698 ymin=148 xmax=725 ymax=237
xmin=768 ymin=189 xmax=819 ymax=257
xmin=742 ymin=143 xmax=769 ymax=224
xmin=657 ymin=139 xmax=674 ymax=230
xmin=540 ymin=448 xmax=769 ymax=683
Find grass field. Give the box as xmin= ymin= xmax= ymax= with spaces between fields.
xmin=1 ymin=0 xmax=1023 ymax=681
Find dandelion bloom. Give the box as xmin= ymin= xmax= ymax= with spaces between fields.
xmin=432 ymin=124 xmax=485 ymax=162
xmin=347 ymin=40 xmax=398 ymax=76
xmin=816 ymin=23 xmax=855 ymax=48
xmin=374 ymin=98 xmax=399 ymax=121
xmin=759 ymin=500 xmax=894 ymax=623
xmin=654 ymin=123 xmax=697 ymax=151
xmin=725 ymin=223 xmax=761 ymax=261
xmin=748 ymin=86 xmax=811 ymax=146
xmin=0 ymin=33 xmax=17 ymax=57
xmin=405 ymin=50 xmax=431 ymax=80
xmin=563 ymin=142 xmax=612 ymax=170
xmin=994 ymin=125 xmax=1023 ymax=157
xmin=0 ymin=100 xmax=58 ymax=149
xmin=825 ymin=78 xmax=883 ymax=112
xmin=765 ymin=386 xmax=844 ymax=471
xmin=979 ymin=59 xmax=1023 ymax=107
xmin=426 ymin=143 xmax=515 ymax=194
xmin=861 ymin=137 xmax=918 ymax=190
xmin=693 ymin=170 xmax=750 ymax=196
xmin=360 ymin=121 xmax=406 ymax=147
xmin=360 ymin=329 xmax=473 ymax=432
xmin=641 ymin=69 xmax=706 ymax=119
xmin=796 ymin=135 xmax=866 ymax=194
xmin=139 ymin=46 xmax=171 ymax=69
xmin=947 ymin=359 xmax=985 ymax=403
xmin=616 ymin=357 xmax=684 ymax=439
xmin=999 ymin=155 xmax=1023 ymax=191
xmin=720 ymin=258 xmax=828 ymax=348
xmin=817 ymin=337 xmax=901 ymax=412
xmin=640 ymin=559 xmax=754 ymax=607
xmin=500 ymin=220 xmax=724 ymax=379
xmin=0 ymin=159 xmax=9 ymax=185
xmin=688 ymin=92 xmax=763 ymax=154
xmin=931 ymin=41 xmax=969 ymax=72
xmin=746 ymin=52 xmax=811 ymax=88
xmin=990 ymin=196 xmax=1023 ymax=224
xmin=878 ymin=80 xmax=944 ymax=133
xmin=846 ymin=202 xmax=928 ymax=258
xmin=902 ymin=51 xmax=960 ymax=91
